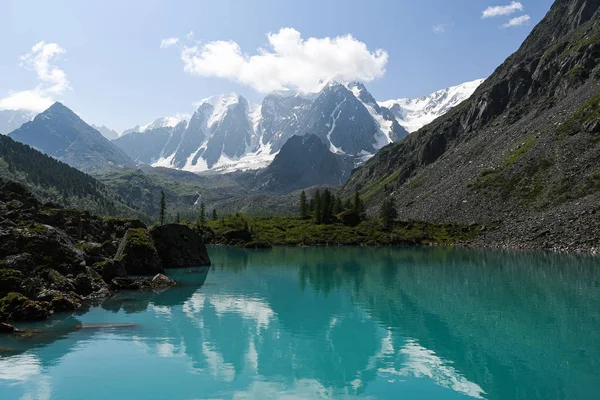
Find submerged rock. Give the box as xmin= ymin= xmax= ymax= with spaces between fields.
xmin=151 ymin=224 xmax=211 ymax=268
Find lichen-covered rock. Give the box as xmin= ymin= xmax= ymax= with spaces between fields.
xmin=151 ymin=224 xmax=211 ymax=268
xmin=47 ymin=269 xmax=76 ymax=292
xmin=0 ymin=292 xmax=50 ymax=321
xmin=116 ymin=228 xmax=163 ymax=275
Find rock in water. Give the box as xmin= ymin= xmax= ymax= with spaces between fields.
xmin=150 ymin=224 xmax=211 ymax=268
xmin=115 ymin=228 xmax=164 ymax=275
xmin=151 ymin=273 xmax=176 ymax=289
xmin=0 ymin=322 xmax=18 ymax=333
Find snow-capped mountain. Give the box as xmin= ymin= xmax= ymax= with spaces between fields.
xmin=122 ymin=116 xmax=185 ymax=136
xmin=113 ymin=82 xmax=410 ymax=174
xmin=0 ymin=109 xmax=37 ymax=135
xmin=113 ymin=80 xmax=479 ymax=175
xmin=379 ymin=79 xmax=484 ymax=133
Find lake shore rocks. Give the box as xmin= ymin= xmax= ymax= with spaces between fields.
xmin=0 ymin=180 xmax=211 ymax=325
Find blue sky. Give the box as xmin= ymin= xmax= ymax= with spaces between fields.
xmin=0 ymin=0 xmax=553 ymax=132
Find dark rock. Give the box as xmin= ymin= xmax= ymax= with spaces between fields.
xmin=0 ymin=292 xmax=50 ymax=321
xmin=0 ymin=268 xmax=24 ymax=296
xmin=337 ymin=210 xmax=362 ymax=227
xmin=74 ymin=273 xmax=93 ymax=296
xmin=47 ymin=269 xmax=76 ymax=293
xmin=110 ymin=277 xmax=140 ymax=291
xmin=94 ymin=259 xmax=127 ymax=282
xmin=151 ymin=224 xmax=211 ymax=268
xmin=115 ymin=228 xmax=163 ymax=275
xmin=50 ymin=295 xmax=79 ymax=312
xmin=4 ymin=253 xmax=35 ymax=271
xmin=224 ymin=229 xmax=252 ymax=243
xmin=0 ymin=322 xmax=18 ymax=333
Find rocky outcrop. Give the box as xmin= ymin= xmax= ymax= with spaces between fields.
xmin=150 ymin=224 xmax=211 ymax=268
xmin=116 ymin=228 xmax=164 ymax=275
xmin=0 ymin=180 xmax=211 ymax=324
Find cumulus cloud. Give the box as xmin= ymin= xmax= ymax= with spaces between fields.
xmin=0 ymin=41 xmax=70 ymax=112
xmin=503 ymin=14 xmax=531 ymax=27
xmin=160 ymin=37 xmax=179 ymax=48
xmin=175 ymin=27 xmax=388 ymax=93
xmin=433 ymin=23 xmax=454 ymax=34
xmin=482 ymin=2 xmax=524 ymax=18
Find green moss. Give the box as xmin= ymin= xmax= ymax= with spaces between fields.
xmin=125 ymin=228 xmax=154 ymax=249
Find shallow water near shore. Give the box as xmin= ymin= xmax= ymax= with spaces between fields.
xmin=1 ymin=246 xmax=599 ymax=400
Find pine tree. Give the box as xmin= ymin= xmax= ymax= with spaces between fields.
xmin=159 ymin=190 xmax=166 ymax=226
xmin=313 ymin=190 xmax=322 ymax=224
xmin=200 ymin=203 xmax=206 ymax=224
xmin=299 ymin=190 xmax=309 ymax=219
xmin=176 ymin=212 xmax=180 ymax=223
xmin=380 ymin=198 xmax=398 ymax=230
xmin=321 ymin=189 xmax=334 ymax=224
xmin=333 ymin=196 xmax=343 ymax=215
xmin=212 ymin=209 xmax=218 ymax=220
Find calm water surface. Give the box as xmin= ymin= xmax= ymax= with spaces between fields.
xmin=1 ymin=246 xmax=599 ymax=399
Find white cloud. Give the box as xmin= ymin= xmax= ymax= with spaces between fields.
xmin=160 ymin=37 xmax=179 ymax=48
xmin=186 ymin=31 xmax=194 ymax=40
xmin=0 ymin=41 xmax=70 ymax=112
xmin=503 ymin=14 xmax=531 ymax=27
xmin=482 ymin=2 xmax=524 ymax=18
xmin=433 ymin=23 xmax=454 ymax=34
xmin=177 ymin=27 xmax=388 ymax=93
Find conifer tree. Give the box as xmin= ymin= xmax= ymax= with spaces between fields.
xmin=212 ymin=209 xmax=218 ymax=221
xmin=159 ymin=190 xmax=166 ymax=225
xmin=380 ymin=198 xmax=398 ymax=230
xmin=299 ymin=190 xmax=309 ymax=219
xmin=200 ymin=203 xmax=206 ymax=224
xmin=313 ymin=190 xmax=322 ymax=224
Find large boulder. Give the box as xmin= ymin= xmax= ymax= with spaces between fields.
xmin=0 ymin=292 xmax=50 ymax=321
xmin=115 ymin=228 xmax=163 ymax=275
xmin=151 ymin=224 xmax=211 ymax=268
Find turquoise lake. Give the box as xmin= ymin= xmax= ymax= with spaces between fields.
xmin=1 ymin=246 xmax=599 ymax=399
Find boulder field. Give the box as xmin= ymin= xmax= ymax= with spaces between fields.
xmin=0 ymin=179 xmax=210 ymax=325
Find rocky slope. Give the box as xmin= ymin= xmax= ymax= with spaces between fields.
xmin=0 ymin=178 xmax=210 ymax=324
xmin=9 ymin=102 xmax=134 ymax=172
xmin=341 ymin=0 xmax=600 ymax=252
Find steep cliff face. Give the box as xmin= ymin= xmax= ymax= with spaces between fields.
xmin=342 ymin=0 xmax=600 ymax=251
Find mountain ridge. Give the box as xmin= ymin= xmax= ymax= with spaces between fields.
xmin=340 ymin=0 xmax=600 ymax=252
xmin=9 ymin=102 xmax=135 ymax=172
